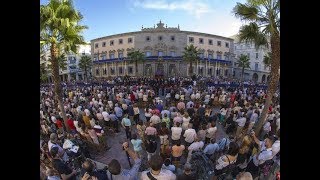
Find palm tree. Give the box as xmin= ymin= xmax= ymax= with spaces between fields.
xmin=40 ymin=63 xmax=48 ymax=83
xmin=233 ymin=0 xmax=280 ymax=135
xmin=127 ymin=50 xmax=145 ymax=75
xmin=237 ymin=54 xmax=251 ymax=80
xmin=78 ymin=55 xmax=92 ymax=81
xmin=182 ymin=44 xmax=198 ymax=76
xmin=40 ymin=0 xmax=87 ymax=131
xmin=263 ymin=52 xmax=272 ymax=69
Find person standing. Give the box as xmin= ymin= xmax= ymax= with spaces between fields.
xmin=205 ymin=122 xmax=217 ymax=144
xmin=50 ymin=147 xmax=77 ymax=180
xmin=203 ymin=138 xmax=219 ymax=160
xmin=140 ymin=155 xmax=176 ymax=180
xmin=171 ymin=122 xmax=183 ymax=145
xmin=183 ymin=124 xmax=197 ymax=147
xmin=121 ymin=114 xmax=132 ymax=139
xmin=235 ymin=114 xmax=247 ymax=138
xmin=177 ymin=163 xmax=196 ymax=180
xmin=131 ymin=134 xmax=143 ymax=158
xmin=133 ymin=103 xmax=140 ymax=125
xmin=171 ymin=141 xmax=185 ymax=168
xmin=145 ymin=137 xmax=158 ymax=161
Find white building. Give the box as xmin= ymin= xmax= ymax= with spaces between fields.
xmin=230 ymin=35 xmax=271 ymax=83
xmin=45 ymin=43 xmax=91 ymax=82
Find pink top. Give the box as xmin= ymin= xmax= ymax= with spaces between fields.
xmin=145 ymin=126 xmax=157 ymax=135
xmin=173 ymin=116 xmax=183 ymax=124
xmin=88 ymin=129 xmax=98 ymax=139
xmin=177 ymin=102 xmax=186 ymax=110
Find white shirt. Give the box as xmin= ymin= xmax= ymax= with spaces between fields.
xmin=102 ymin=111 xmax=110 ymax=121
xmin=235 ymin=117 xmax=246 ymax=127
xmin=140 ymin=169 xmax=176 ymax=180
xmin=206 ymin=127 xmax=217 ymax=138
xmin=220 ymin=108 xmax=227 ymax=116
xmin=253 ymin=141 xmax=273 ymax=166
xmin=276 ymin=118 xmax=280 ymax=130
xmin=250 ymin=113 xmax=258 ymax=123
xmin=150 ymin=115 xmax=161 ymax=124
xmin=143 ymin=94 xmax=148 ymax=101
xmin=183 ymin=129 xmax=197 ymax=143
xmin=171 ymin=127 xmax=182 ymax=140
xmin=175 ymin=94 xmax=180 ymax=100
xmin=188 ymin=141 xmax=204 ymax=152
xmin=51 ymin=116 xmax=57 ymax=123
xmin=191 ymin=94 xmax=196 ymax=100
xmin=272 ymin=140 xmax=280 ymax=157
xmin=138 ymin=92 xmax=143 ymax=99
xmin=195 ymin=93 xmax=201 ymax=99
xmin=263 ymin=122 xmax=271 ymax=132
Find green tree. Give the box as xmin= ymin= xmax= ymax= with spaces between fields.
xmin=40 ymin=0 xmax=87 ymax=131
xmin=233 ymin=0 xmax=280 ymax=135
xmin=40 ymin=63 xmax=48 ymax=83
xmin=127 ymin=50 xmax=145 ymax=75
xmin=237 ymin=54 xmax=251 ymax=80
xmin=78 ymin=55 xmax=92 ymax=81
xmin=263 ymin=52 xmax=272 ymax=68
xmin=182 ymin=44 xmax=198 ymax=75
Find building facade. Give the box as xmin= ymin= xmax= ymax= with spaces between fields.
xmin=91 ymin=21 xmax=234 ymax=78
xmin=231 ymin=35 xmax=271 ymax=83
xmin=45 ymin=44 xmax=91 ymax=82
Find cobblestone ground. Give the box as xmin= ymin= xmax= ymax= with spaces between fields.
xmin=92 ymin=105 xmax=228 ymax=172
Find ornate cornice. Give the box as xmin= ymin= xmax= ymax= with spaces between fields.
xmin=154 ymin=42 xmax=167 ymax=51
xmin=144 ymin=46 xmax=153 ymax=51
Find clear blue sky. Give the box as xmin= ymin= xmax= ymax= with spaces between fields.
xmin=40 ymin=0 xmax=246 ymax=42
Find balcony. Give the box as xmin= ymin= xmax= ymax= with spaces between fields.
xmin=93 ymin=56 xmax=232 ymax=65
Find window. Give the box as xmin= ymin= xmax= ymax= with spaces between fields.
xmin=95 ymin=43 xmax=99 ymax=48
xmin=209 ymin=39 xmax=213 ymax=45
xmin=198 ymin=53 xmax=204 ymax=59
xmin=128 ymin=38 xmax=132 ymax=43
xmin=199 ymin=38 xmax=204 ymax=44
xmin=119 ymin=67 xmax=123 ymax=74
xmin=102 ymin=42 xmax=106 ymax=47
xmin=119 ymin=39 xmax=123 ymax=44
xmin=255 ymin=63 xmax=259 ymax=71
xmin=110 ymin=40 xmax=114 ymax=46
xmin=171 ymin=36 xmax=175 ymax=41
xmin=158 ymin=51 xmax=163 ymax=56
xmin=225 ymin=42 xmax=229 ymax=48
xmin=96 ymin=69 xmax=99 ymax=75
xmin=146 ymin=36 xmax=150 ymax=41
xmin=93 ymin=55 xmax=97 ymax=61
xmin=217 ymin=41 xmax=221 ymax=46
xmin=158 ymin=36 xmax=163 ymax=41
xmin=247 ymin=53 xmax=250 ymax=59
xmin=256 ymin=53 xmax=258 ymax=59
xmin=103 ymin=68 xmax=107 ymax=75
xmin=208 ymin=54 xmax=213 ymax=59
xmin=189 ymin=37 xmax=194 ymax=43
xmin=128 ymin=67 xmax=133 ymax=74
xmin=110 ymin=67 xmax=115 ymax=75
xmin=109 ymin=53 xmax=115 ymax=59
xmin=225 ymin=69 xmax=228 ymax=76
xmin=145 ymin=51 xmax=151 ymax=57
xmin=217 ymin=54 xmax=222 ymax=59
xmin=118 ymin=52 xmax=123 ymax=59
xmin=101 ymin=54 xmax=106 ymax=60
xmin=170 ymin=51 xmax=175 ymax=57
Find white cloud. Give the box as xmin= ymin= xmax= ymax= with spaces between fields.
xmin=130 ymin=0 xmax=211 ymax=18
xmin=182 ymin=10 xmax=243 ymax=37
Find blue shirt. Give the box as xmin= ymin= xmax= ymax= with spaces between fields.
xmin=156 ymin=104 xmax=163 ymax=112
xmin=106 ymin=159 xmax=141 ymax=180
xmin=203 ymin=143 xmax=219 ymax=155
xmin=108 ymin=114 xmax=118 ymax=122
xmin=131 ymin=139 xmax=142 ymax=152
xmin=122 ymin=117 xmax=131 ymax=127
xmin=161 ymin=110 xmax=170 ymax=119
xmin=115 ymin=107 xmax=123 ymax=118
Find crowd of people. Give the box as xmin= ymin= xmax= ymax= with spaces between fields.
xmin=40 ymin=76 xmax=280 ymax=180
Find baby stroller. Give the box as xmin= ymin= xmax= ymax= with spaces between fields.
xmin=63 ymin=139 xmax=85 ymax=170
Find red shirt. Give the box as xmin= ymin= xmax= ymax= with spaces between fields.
xmin=56 ymin=120 xmax=63 ymax=128
xmin=67 ymin=119 xmax=76 ymax=130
